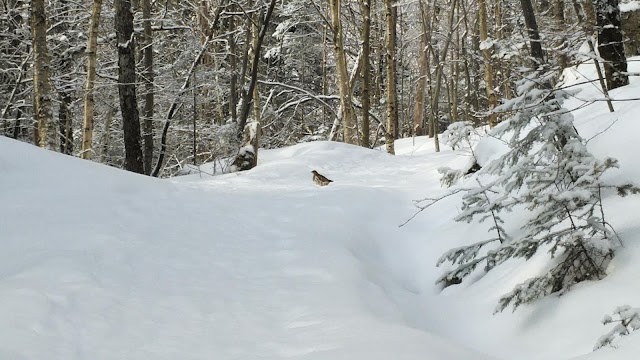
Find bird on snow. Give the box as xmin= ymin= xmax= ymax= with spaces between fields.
xmin=311 ymin=170 xmax=333 ymax=186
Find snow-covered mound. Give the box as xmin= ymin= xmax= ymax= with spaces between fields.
xmin=1 ymin=58 xmax=640 ymax=360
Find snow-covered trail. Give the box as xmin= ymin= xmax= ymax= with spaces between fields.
xmin=0 ymin=137 xmax=491 ymax=359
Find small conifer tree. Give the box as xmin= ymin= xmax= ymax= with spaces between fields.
xmin=430 ymin=68 xmax=639 ymax=312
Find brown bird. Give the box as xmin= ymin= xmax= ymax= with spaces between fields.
xmin=311 ymin=170 xmax=333 ymax=186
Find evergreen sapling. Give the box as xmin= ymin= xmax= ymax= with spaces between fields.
xmin=430 ymin=68 xmax=639 ymax=312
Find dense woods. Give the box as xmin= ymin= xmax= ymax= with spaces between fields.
xmin=0 ymin=0 xmax=633 ymax=175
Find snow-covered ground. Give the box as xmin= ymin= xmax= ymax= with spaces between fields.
xmin=1 ymin=59 xmax=639 ymax=359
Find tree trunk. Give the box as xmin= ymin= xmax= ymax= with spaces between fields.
xmin=479 ymin=0 xmax=498 ymax=127
xmin=384 ymin=0 xmax=398 ymax=155
xmin=554 ymin=1 xmax=565 ymax=26
xmin=58 ymin=95 xmax=73 ymax=154
xmin=451 ymin=28 xmax=460 ymax=124
xmin=495 ymin=0 xmax=503 ymax=38
xmin=2 ymin=0 xmax=24 ymax=135
xmin=413 ymin=31 xmax=428 ymax=136
xmin=31 ymin=0 xmax=55 ymax=150
xmin=551 ymin=0 xmax=568 ymax=69
xmin=414 ymin=0 xmax=430 ymax=137
xmin=228 ymin=8 xmax=238 ymax=123
xmin=100 ymin=106 xmax=114 ymax=163
xmin=471 ymin=11 xmax=481 ymax=115
xmin=114 ymin=0 xmax=144 ymax=173
xmin=360 ymin=0 xmax=371 ymax=147
xmin=573 ymin=0 xmax=615 ymax=111
xmin=582 ymin=0 xmax=596 ymax=28
xmin=197 ymin=0 xmax=212 ymax=65
xmin=250 ymin=9 xmax=262 ymax=166
xmin=519 ymin=0 xmax=545 ymax=64
xmin=142 ymin=0 xmax=154 ymax=174
xmin=2 ymin=53 xmax=29 ymax=138
xmin=329 ymin=0 xmax=358 ymax=144
xmin=12 ymin=109 xmax=22 ymax=140
xmin=397 ymin=10 xmax=405 ymax=138
xmin=321 ymin=22 xmax=329 ymax=127
xmin=594 ymin=0 xmax=629 ymax=90
xmin=81 ymin=0 xmax=103 ymax=159
xmin=51 ymin=0 xmax=77 ymax=155
xmin=460 ymin=0 xmax=474 ymax=123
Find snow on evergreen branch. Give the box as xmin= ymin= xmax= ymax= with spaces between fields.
xmin=442 ymin=121 xmax=477 ymax=151
xmin=438 ymin=167 xmax=464 ymax=188
xmin=495 ymin=231 xmax=612 ymax=313
xmin=594 ymin=305 xmax=640 ymax=350
xmin=438 ymin=121 xmax=483 ymax=187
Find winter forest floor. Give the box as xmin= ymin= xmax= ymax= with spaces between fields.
xmin=2 ymin=60 xmax=640 ymax=359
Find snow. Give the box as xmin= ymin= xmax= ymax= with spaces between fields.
xmin=0 ymin=138 xmax=488 ymax=359
xmin=620 ymin=1 xmax=640 ymax=13
xmin=479 ymin=37 xmax=495 ymax=51
xmin=1 ymin=58 xmax=640 ymax=359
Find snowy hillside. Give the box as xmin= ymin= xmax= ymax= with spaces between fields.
xmin=1 ymin=59 xmax=640 ymax=360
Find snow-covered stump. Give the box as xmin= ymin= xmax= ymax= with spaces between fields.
xmin=232 ymin=121 xmax=260 ymax=171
